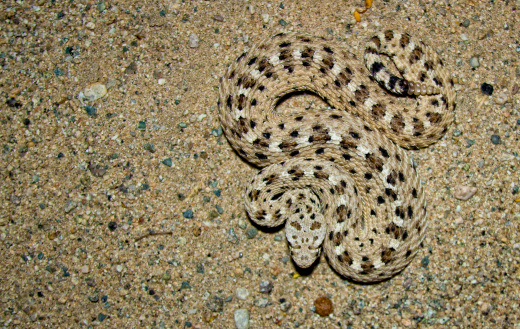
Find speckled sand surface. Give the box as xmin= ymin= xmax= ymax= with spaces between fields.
xmin=1 ymin=1 xmax=520 ymax=328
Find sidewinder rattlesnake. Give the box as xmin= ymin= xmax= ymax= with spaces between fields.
xmin=218 ymin=30 xmax=455 ymax=282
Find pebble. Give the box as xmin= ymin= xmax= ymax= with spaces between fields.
xmin=280 ymin=301 xmax=292 ymax=312
xmin=495 ymin=90 xmax=509 ymax=105
xmin=469 ymin=57 xmax=479 ymax=68
xmin=461 ymin=18 xmax=470 ymax=27
xmin=84 ymin=105 xmax=97 ymax=117
xmin=234 ymin=309 xmax=250 ymax=329
xmin=206 ymin=296 xmax=224 ymax=312
xmin=183 ymin=210 xmax=194 ymax=218
xmin=254 ymin=297 xmax=269 ymax=308
xmin=453 ymin=185 xmax=477 ymax=200
xmin=245 ymin=227 xmax=258 ymax=239
xmin=64 ymin=200 xmax=77 ymax=213
xmin=481 ymin=83 xmax=494 ymax=95
xmin=236 ymin=287 xmax=249 ymax=300
xmin=83 ymin=83 xmax=107 ymax=101
xmin=212 ymin=14 xmax=224 ymax=22
xmin=162 ymin=158 xmax=172 ymax=167
xmin=188 ymin=33 xmax=200 ymax=48
xmin=490 ymin=134 xmax=500 ymax=145
xmin=512 ymin=83 xmax=519 ymax=95
xmin=81 ymin=265 xmax=90 ymax=274
xmin=259 ymin=280 xmax=273 ymax=294
xmin=314 ymin=297 xmax=333 ymax=316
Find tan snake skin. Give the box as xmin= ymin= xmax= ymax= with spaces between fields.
xmin=218 ymin=30 xmax=455 ymax=282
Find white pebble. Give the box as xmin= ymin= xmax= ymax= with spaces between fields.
xmin=236 ymin=287 xmax=250 ymax=300
xmin=116 ymin=265 xmax=123 ymax=272
xmin=83 ymin=83 xmax=107 ymax=101
xmin=188 ymin=33 xmax=200 ymax=48
xmin=234 ymin=309 xmax=250 ymax=329
xmin=158 ymin=78 xmax=166 ymax=85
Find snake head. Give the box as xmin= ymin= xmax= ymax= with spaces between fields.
xmin=285 ymin=211 xmax=326 ymax=268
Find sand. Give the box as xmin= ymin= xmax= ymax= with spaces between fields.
xmin=1 ymin=0 xmax=519 ymax=328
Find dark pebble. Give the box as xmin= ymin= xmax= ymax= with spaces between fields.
xmin=181 ymin=281 xmax=192 ymax=289
xmin=89 ymin=294 xmax=99 ymax=303
xmin=98 ymin=313 xmax=107 ymax=322
xmin=246 ymin=227 xmax=258 ymax=239
xmin=278 ymin=19 xmax=288 ymax=26
xmin=213 ymin=189 xmax=221 ymax=197
xmin=490 ymin=134 xmax=500 ymax=145
xmin=516 ymin=119 xmax=520 ymax=126
xmin=162 ymin=158 xmax=172 ymax=167
xmin=6 ymin=98 xmax=22 ymax=108
xmin=84 ymin=105 xmax=97 ymax=117
xmin=182 ymin=210 xmax=193 ymax=218
xmin=216 ymin=205 xmax=224 ymax=214
xmin=421 ymin=255 xmax=430 ymax=268
xmin=108 ymin=221 xmax=117 ymax=231
xmin=480 ymin=83 xmax=494 ymax=95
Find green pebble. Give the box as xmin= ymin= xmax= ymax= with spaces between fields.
xmin=246 ymin=227 xmax=258 ymax=239
xmin=162 ymin=158 xmax=172 ymax=167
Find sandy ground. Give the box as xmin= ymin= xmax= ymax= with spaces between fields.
xmin=1 ymin=0 xmax=520 ymax=328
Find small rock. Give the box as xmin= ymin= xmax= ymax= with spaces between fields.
xmin=84 ymin=105 xmax=97 ymax=117
xmin=212 ymin=14 xmax=224 ymax=22
xmin=206 ymin=296 xmax=224 ymax=312
xmin=481 ymin=83 xmax=494 ymax=95
xmin=81 ymin=265 xmax=90 ymax=274
xmin=469 ymin=57 xmax=479 ymax=68
xmin=162 ymin=158 xmax=172 ymax=167
xmin=254 ymin=297 xmax=269 ymax=308
xmin=421 ymin=256 xmax=430 ymax=268
xmin=108 ymin=221 xmax=117 ymax=231
xmin=245 ymin=227 xmax=258 ymax=239
xmin=236 ymin=288 xmax=249 ymax=300
xmin=461 ymin=18 xmax=470 ymax=27
xmin=314 ymin=297 xmax=333 ymax=316
xmin=280 ymin=301 xmax=292 ymax=312
xmin=182 ymin=210 xmax=194 ymax=219
xmin=403 ymin=277 xmax=413 ymax=290
xmin=480 ymin=302 xmax=491 ymax=315
xmin=259 ymin=280 xmax=273 ymax=294
xmin=490 ymin=134 xmax=500 ymax=145
xmin=125 ymin=62 xmax=138 ymax=74
xmin=83 ymin=83 xmax=107 ymax=101
xmin=495 ymin=90 xmax=509 ymax=105
xmin=88 ymin=162 xmax=107 ymax=177
xmin=512 ymin=83 xmax=519 ymax=95
xmin=188 ymin=33 xmax=200 ymax=48
xmin=453 ymin=185 xmax=478 ymax=200
xmin=64 ymin=200 xmax=77 ymax=213
xmin=234 ymin=309 xmax=250 ymax=329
